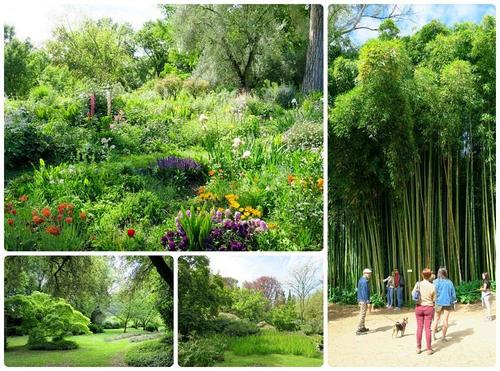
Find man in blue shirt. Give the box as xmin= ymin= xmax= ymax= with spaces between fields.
xmin=357 ymin=268 xmax=372 ymax=335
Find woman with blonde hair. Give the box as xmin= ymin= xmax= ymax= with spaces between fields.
xmin=412 ymin=268 xmax=436 ymax=355
xmin=432 ymin=267 xmax=456 ymax=342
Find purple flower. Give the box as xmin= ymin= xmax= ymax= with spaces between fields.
xmin=225 ymin=209 xmax=232 ymax=218
xmin=234 ymin=211 xmax=241 ymax=222
xmin=157 ymin=156 xmax=202 ymax=172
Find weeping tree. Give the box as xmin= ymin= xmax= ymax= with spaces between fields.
xmin=328 ymin=16 xmax=496 ymax=300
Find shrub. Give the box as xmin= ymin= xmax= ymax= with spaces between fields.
xmin=178 ymin=337 xmax=226 ymax=367
xmin=455 ymin=280 xmax=495 ymax=304
xmin=28 ymin=339 xmax=78 ymax=351
xmin=328 ymin=287 xmax=357 ymax=305
xmin=183 ymin=77 xmax=210 ymax=97
xmin=222 ymin=320 xmax=259 ymax=337
xmin=269 ymin=303 xmax=299 ymax=331
xmin=246 ymin=98 xmax=284 ymax=119
xmin=125 ymin=339 xmax=173 ymax=367
xmin=282 ymin=121 xmax=323 ymax=152
xmin=144 ymin=323 xmax=159 ymax=332
xmin=88 ymin=323 xmax=104 ymax=333
xmin=156 ymin=156 xmax=205 ymax=186
xmin=155 ymin=75 xmax=183 ymax=98
xmin=274 ymin=85 xmax=297 ymax=108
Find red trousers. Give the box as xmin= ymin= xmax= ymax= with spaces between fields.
xmin=415 ymin=305 xmax=434 ymax=350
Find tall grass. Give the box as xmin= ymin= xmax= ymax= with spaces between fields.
xmin=227 ymin=330 xmax=321 ymax=358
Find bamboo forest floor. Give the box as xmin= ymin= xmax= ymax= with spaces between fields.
xmin=328 ymin=302 xmax=496 ymax=367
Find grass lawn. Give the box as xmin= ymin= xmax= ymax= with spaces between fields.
xmin=215 ymin=352 xmax=323 ymax=367
xmin=4 ymin=328 xmax=145 ymax=367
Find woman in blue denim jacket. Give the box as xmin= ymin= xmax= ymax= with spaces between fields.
xmin=432 ymin=267 xmax=456 ymax=342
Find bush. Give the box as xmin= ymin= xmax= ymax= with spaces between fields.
xmin=455 ymin=280 xmax=495 ymax=304
xmin=144 ymin=323 xmax=159 ymax=332
xmin=246 ymin=98 xmax=284 ymax=119
xmin=125 ymin=339 xmax=173 ymax=367
xmin=178 ymin=337 xmax=226 ymax=367
xmin=269 ymin=304 xmax=299 ymax=331
xmin=28 ymin=339 xmax=78 ymax=351
xmin=282 ymin=121 xmax=323 ymax=152
xmin=328 ymin=287 xmax=357 ymax=305
xmin=274 ymin=85 xmax=297 ymax=108
xmin=88 ymin=323 xmax=104 ymax=333
xmin=183 ymin=77 xmax=210 ymax=97
xmin=155 ymin=75 xmax=183 ymax=98
xmin=222 ymin=320 xmax=259 ymax=337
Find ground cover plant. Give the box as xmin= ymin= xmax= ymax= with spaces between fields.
xmin=178 ymin=255 xmax=323 ymax=367
xmin=4 ymin=256 xmax=173 ymax=367
xmin=4 ymin=4 xmax=324 ymax=251
xmin=327 ymin=5 xmax=496 ymax=298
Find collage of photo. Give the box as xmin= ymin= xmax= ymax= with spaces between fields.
xmin=1 ymin=1 xmax=496 ymax=368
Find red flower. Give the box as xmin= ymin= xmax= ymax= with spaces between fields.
xmin=7 ymin=219 xmax=14 ymax=226
xmin=32 ymin=215 xmax=45 ymax=225
xmin=127 ymin=229 xmax=136 ymax=238
xmin=57 ymin=215 xmax=63 ymax=222
xmin=11 ymin=209 xmax=17 ymax=215
xmin=65 ymin=217 xmax=73 ymax=224
xmin=19 ymin=195 xmax=28 ymax=202
xmin=45 ymin=225 xmax=61 ymax=236
xmin=41 ymin=207 xmax=51 ymax=218
xmin=79 ymin=211 xmax=87 ymax=220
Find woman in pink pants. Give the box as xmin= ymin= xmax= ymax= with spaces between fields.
xmin=412 ymin=268 xmax=436 ymax=355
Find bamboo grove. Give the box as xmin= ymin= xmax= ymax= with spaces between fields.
xmin=328 ymin=17 xmax=496 ymax=298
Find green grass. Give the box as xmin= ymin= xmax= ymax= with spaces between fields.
xmin=216 ymin=352 xmax=323 ymax=367
xmin=226 ymin=330 xmax=322 ymax=359
xmin=4 ymin=328 xmax=146 ymax=367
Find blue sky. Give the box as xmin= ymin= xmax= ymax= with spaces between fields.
xmin=351 ymin=4 xmax=496 ymax=45
xmin=207 ymin=254 xmax=323 ymax=291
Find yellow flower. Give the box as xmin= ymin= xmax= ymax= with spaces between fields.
xmin=268 ymin=223 xmax=277 ymax=229
xmin=317 ymin=177 xmax=324 ymax=190
xmin=239 ymin=208 xmax=244 ymax=212
xmin=244 ymin=211 xmax=250 ymax=217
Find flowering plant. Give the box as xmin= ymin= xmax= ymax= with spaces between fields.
xmin=156 ymin=156 xmax=204 ymax=185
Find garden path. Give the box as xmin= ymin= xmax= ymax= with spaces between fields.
xmin=328 ymin=302 xmax=496 ymax=367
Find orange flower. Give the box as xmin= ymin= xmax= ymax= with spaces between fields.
xmin=41 ymin=207 xmax=51 ymax=218
xmin=32 ymin=210 xmax=39 ymax=216
xmin=79 ymin=211 xmax=87 ymax=221
xmin=19 ymin=195 xmax=28 ymax=202
xmin=208 ymin=170 xmax=215 ymax=176
xmin=45 ymin=225 xmax=61 ymax=236
xmin=32 ymin=215 xmax=45 ymax=225
xmin=287 ymin=174 xmax=296 ymax=185
xmin=11 ymin=209 xmax=17 ymax=215
xmin=317 ymin=177 xmax=324 ymax=189
xmin=7 ymin=219 xmax=14 ymax=226
xmin=65 ymin=217 xmax=73 ymax=224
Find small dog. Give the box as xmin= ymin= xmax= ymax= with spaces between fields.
xmin=392 ymin=317 xmax=408 ymax=338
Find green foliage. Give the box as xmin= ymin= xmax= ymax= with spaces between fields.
xmin=155 ymin=75 xmax=183 ymax=98
xmin=28 ymin=339 xmax=79 ymax=351
xmin=5 ymin=292 xmax=90 ymax=346
xmin=178 ymin=336 xmax=227 ymax=367
xmin=328 ymin=287 xmax=357 ymax=305
xmin=88 ymin=323 xmax=104 ymax=333
xmin=455 ymin=280 xmax=496 ymax=304
xmin=269 ymin=303 xmax=299 ymax=331
xmin=124 ymin=339 xmax=173 ymax=367
xmin=183 ymin=77 xmax=211 ymax=97
xmin=221 ymin=320 xmax=260 ymax=337
xmin=283 ymin=121 xmax=323 ymax=151
xmin=177 ymin=207 xmax=213 ymax=250
xmin=229 ymin=288 xmax=268 ymax=322
xmin=329 ymin=56 xmax=358 ymax=97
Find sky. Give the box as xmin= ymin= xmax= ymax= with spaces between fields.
xmin=351 ymin=4 xmax=496 ymax=45
xmin=3 ymin=2 xmax=164 ymax=47
xmin=207 ymin=254 xmax=324 ymax=291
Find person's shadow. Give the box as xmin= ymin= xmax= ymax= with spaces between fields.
xmin=433 ymin=328 xmax=474 ymax=352
xmin=374 ymin=325 xmax=393 ymax=332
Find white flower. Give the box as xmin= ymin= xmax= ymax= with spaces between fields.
xmin=291 ymin=98 xmax=298 ymax=107
xmin=199 ymin=114 xmax=209 ymax=123
xmin=242 ymin=150 xmax=251 ymax=159
xmin=232 ymin=137 xmax=243 ymax=148
xmin=110 ymin=145 xmax=116 ymax=149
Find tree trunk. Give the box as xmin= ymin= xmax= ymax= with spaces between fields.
xmin=302 ymin=5 xmax=323 ymax=93
xmin=149 ymin=256 xmax=174 ymax=289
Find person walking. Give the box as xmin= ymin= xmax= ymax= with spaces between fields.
xmin=480 ymin=272 xmax=494 ymax=321
xmin=432 ymin=267 xmax=456 ymax=342
xmin=412 ymin=268 xmax=436 ymax=355
xmin=356 ymin=268 xmax=372 ymax=335
xmin=383 ymin=271 xmax=395 ymax=309
xmin=395 ymin=269 xmax=405 ymax=310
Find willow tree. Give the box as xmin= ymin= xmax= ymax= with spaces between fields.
xmin=329 ymin=16 xmax=496 ymax=299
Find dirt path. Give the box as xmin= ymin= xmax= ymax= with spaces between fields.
xmin=328 ymin=302 xmax=496 ymax=367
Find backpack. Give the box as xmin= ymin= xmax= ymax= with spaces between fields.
xmin=412 ymin=281 xmax=421 ymax=302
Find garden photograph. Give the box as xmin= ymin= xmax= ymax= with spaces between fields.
xmin=4 ymin=255 xmax=173 ymax=367
xmin=327 ymin=4 xmax=496 ymax=367
xmin=4 ymin=3 xmax=324 ymax=251
xmin=178 ymin=255 xmax=324 ymax=367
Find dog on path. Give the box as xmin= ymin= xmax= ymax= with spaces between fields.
xmin=392 ymin=317 xmax=408 ymax=338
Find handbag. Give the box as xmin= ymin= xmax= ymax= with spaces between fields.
xmin=412 ymin=281 xmax=421 ymax=302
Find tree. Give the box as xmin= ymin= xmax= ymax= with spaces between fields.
xmin=178 ymin=256 xmax=228 ymax=335
xmin=5 ymin=292 xmax=90 ymax=347
xmin=171 ymin=4 xmax=303 ymax=90
xmin=229 ymin=288 xmax=268 ymax=322
xmin=287 ymin=259 xmax=321 ymax=321
xmin=47 ymin=18 xmax=137 ymax=88
xmin=302 ymin=4 xmax=323 ymax=93
xmin=243 ymin=276 xmax=284 ymax=307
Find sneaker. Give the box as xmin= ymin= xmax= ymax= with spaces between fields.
xmin=426 ymin=349 xmax=434 ymax=355
xmin=416 ymin=348 xmax=422 ymax=354
xmin=361 ymin=327 xmax=370 ymax=332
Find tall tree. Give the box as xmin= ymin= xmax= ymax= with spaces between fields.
xmin=287 ymin=259 xmax=321 ymax=321
xmin=243 ymin=276 xmax=284 ymax=307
